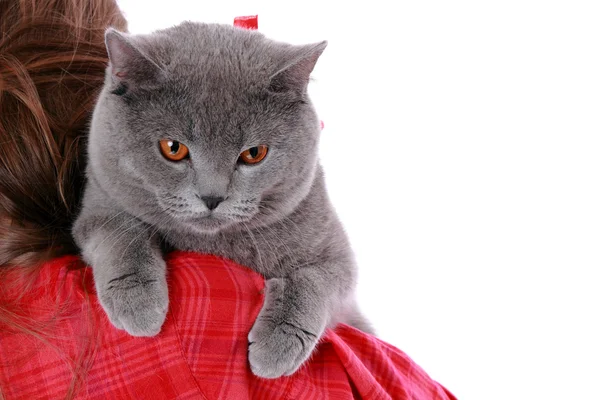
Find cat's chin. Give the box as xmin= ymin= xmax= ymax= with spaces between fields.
xmin=183 ymin=215 xmax=235 ymax=234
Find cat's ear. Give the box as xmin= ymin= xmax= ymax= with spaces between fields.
xmin=269 ymin=41 xmax=327 ymax=94
xmin=105 ymin=28 xmax=164 ymax=94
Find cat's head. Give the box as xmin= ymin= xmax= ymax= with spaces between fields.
xmin=88 ymin=22 xmax=326 ymax=234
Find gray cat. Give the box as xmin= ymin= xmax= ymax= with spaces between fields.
xmin=73 ymin=21 xmax=372 ymax=379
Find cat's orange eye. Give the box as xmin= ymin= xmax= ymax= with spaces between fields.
xmin=159 ymin=139 xmax=189 ymax=161
xmin=239 ymin=145 xmax=268 ymax=165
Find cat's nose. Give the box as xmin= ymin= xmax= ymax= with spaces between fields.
xmin=201 ymin=196 xmax=224 ymax=211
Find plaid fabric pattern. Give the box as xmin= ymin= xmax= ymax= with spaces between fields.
xmin=0 ymin=252 xmax=456 ymax=399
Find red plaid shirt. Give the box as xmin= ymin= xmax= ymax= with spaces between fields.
xmin=0 ymin=252 xmax=456 ymax=399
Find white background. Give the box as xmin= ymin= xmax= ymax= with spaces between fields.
xmin=116 ymin=1 xmax=600 ymax=399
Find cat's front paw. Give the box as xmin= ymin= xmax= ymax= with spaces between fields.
xmin=99 ymin=272 xmax=168 ymax=337
xmin=248 ymin=317 xmax=319 ymax=379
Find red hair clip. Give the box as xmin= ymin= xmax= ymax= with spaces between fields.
xmin=234 ymin=15 xmax=258 ymax=30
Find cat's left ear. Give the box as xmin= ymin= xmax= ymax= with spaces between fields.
xmin=269 ymin=41 xmax=327 ymax=95
xmin=105 ymin=28 xmax=165 ymax=94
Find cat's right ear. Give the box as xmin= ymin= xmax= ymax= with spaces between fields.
xmin=105 ymin=28 xmax=164 ymax=95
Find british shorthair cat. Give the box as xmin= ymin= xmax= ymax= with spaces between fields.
xmin=74 ymin=21 xmax=372 ymax=378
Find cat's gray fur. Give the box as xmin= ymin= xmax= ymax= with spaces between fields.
xmin=73 ymin=21 xmax=371 ymax=378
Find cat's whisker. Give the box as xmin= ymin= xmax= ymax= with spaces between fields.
xmin=241 ymin=221 xmax=266 ymax=274
xmin=256 ymin=204 xmax=310 ymax=280
xmin=94 ymin=209 xmax=128 ymax=235
xmin=93 ymin=214 xmax=145 ymax=253
xmin=94 ymin=207 xmax=168 ymax=255
xmin=119 ymin=211 xmax=172 ymax=262
xmin=99 ymin=218 xmax=151 ymax=258
xmin=258 ymin=204 xmax=305 ymax=239
xmin=254 ymin=222 xmax=294 ymax=281
xmin=249 ymin=224 xmax=282 ymax=277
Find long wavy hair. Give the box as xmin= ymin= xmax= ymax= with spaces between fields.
xmin=0 ymin=0 xmax=126 ymax=267
xmin=0 ymin=0 xmax=127 ymax=398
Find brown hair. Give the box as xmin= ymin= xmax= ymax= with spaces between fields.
xmin=0 ymin=0 xmax=127 ymax=268
xmin=0 ymin=1 xmax=126 ymax=398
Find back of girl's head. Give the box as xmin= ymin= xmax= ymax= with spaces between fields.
xmin=0 ymin=0 xmax=127 ymax=267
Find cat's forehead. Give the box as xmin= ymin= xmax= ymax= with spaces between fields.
xmin=154 ymin=23 xmax=275 ymax=86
